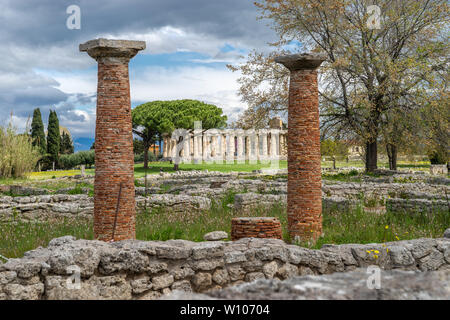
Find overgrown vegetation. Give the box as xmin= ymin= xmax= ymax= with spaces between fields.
xmin=0 ymin=123 xmax=40 ymax=178
xmin=1 ymin=198 xmax=448 ymax=259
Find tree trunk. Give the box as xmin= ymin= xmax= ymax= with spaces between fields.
xmin=365 ymin=141 xmax=378 ymax=173
xmin=332 ymin=156 xmax=336 ymax=170
xmin=143 ymin=141 xmax=150 ymax=169
xmin=386 ymin=143 xmax=398 ymax=171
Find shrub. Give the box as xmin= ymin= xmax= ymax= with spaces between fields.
xmin=134 ymin=152 xmax=157 ymax=163
xmin=0 ymin=123 xmax=41 ymax=178
xmin=59 ymin=150 xmax=95 ymax=170
xmin=428 ymin=149 xmax=448 ymax=165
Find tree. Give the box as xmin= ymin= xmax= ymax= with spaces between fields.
xmin=133 ymin=138 xmax=145 ymax=155
xmin=60 ymin=132 xmax=74 ymax=155
xmin=321 ymin=139 xmax=349 ymax=169
xmin=0 ymin=121 xmax=40 ymax=178
xmin=30 ymin=108 xmax=47 ymax=155
xmin=229 ymin=0 xmax=449 ymax=172
xmin=132 ymin=99 xmax=227 ymax=169
xmin=47 ymin=110 xmax=60 ymax=166
xmin=420 ymin=82 xmax=449 ymax=165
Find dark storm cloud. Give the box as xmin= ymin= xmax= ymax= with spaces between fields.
xmin=2 ymin=0 xmax=275 ymax=47
xmin=0 ymin=0 xmax=276 ymax=139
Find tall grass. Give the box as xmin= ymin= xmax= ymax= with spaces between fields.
xmin=0 ymin=122 xmax=40 ymax=178
xmin=1 ymin=200 xmax=448 ymax=259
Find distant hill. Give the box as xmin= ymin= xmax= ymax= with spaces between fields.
xmin=74 ymin=137 xmax=94 ymax=152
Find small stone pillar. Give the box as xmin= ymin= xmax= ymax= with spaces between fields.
xmin=231 ymin=217 xmax=283 ymax=241
xmin=275 ymin=53 xmax=327 ymax=242
xmin=80 ymin=38 xmax=146 ymax=241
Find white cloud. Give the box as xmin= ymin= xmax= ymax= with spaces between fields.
xmin=131 ymin=65 xmax=245 ymax=120
xmin=99 ymin=26 xmax=248 ymax=62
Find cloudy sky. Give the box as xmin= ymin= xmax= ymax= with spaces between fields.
xmin=0 ymin=0 xmax=277 ymax=150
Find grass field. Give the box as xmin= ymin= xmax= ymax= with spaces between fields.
xmin=0 ymin=159 xmax=434 ymax=183
xmin=1 ymin=193 xmax=448 ymax=259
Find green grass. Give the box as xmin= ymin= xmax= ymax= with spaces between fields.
xmin=1 ymin=199 xmax=448 ymax=259
xmin=300 ymin=205 xmax=449 ymax=249
xmin=0 ymin=159 xmax=434 ymax=183
xmin=0 ymin=218 xmax=93 ymax=259
xmin=133 ymin=160 xmax=288 ymax=177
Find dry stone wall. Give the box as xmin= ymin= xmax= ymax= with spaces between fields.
xmin=0 ymin=236 xmax=449 ymax=300
xmin=164 ymin=269 xmax=450 ymax=300
xmin=0 ymin=194 xmax=211 ymax=222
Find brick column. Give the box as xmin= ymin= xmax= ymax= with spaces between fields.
xmin=275 ymin=53 xmax=326 ymax=242
xmin=80 ymin=39 xmax=146 ymax=241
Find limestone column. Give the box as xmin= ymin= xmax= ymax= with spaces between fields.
xmin=244 ymin=133 xmax=250 ymax=160
xmin=226 ymin=131 xmax=235 ymax=162
xmin=80 ymin=38 xmax=145 ymax=241
xmin=211 ymin=135 xmax=217 ymax=158
xmin=193 ymin=132 xmax=200 ymax=163
xmin=236 ymin=130 xmax=245 ymax=163
xmin=270 ymin=130 xmax=278 ymax=158
xmin=163 ymin=136 xmax=169 ymax=158
xmin=261 ymin=130 xmax=268 ymax=161
xmin=162 ymin=137 xmax=166 ymax=158
xmin=275 ymin=53 xmax=326 ymax=242
xmin=255 ymin=132 xmax=261 ymax=162
xmin=197 ymin=133 xmax=203 ymax=161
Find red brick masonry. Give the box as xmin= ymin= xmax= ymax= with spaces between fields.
xmin=275 ymin=53 xmax=327 ymax=242
xmin=80 ymin=39 xmax=146 ymax=241
xmin=231 ymin=217 xmax=283 ymax=241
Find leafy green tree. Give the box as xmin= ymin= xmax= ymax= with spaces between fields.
xmin=30 ymin=108 xmax=47 ymax=155
xmin=133 ymin=138 xmax=145 ymax=155
xmin=230 ymin=0 xmax=448 ymax=172
xmin=132 ymin=99 xmax=227 ymax=169
xmin=321 ymin=139 xmax=349 ymax=169
xmin=47 ymin=110 xmax=60 ymax=166
xmin=60 ymin=132 xmax=74 ymax=155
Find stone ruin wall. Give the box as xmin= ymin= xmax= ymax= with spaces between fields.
xmin=1 ymin=171 xmax=448 ymax=223
xmin=0 ymin=236 xmax=449 ymax=300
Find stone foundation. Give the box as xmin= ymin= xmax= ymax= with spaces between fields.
xmin=231 ymin=217 xmax=282 ymax=241
xmin=0 ymin=194 xmax=211 ymax=222
xmin=0 ymin=236 xmax=448 ymax=300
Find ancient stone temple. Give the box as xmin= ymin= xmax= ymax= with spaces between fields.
xmin=80 ymin=39 xmax=146 ymax=241
xmin=161 ymin=118 xmax=288 ymax=163
xmin=275 ymin=53 xmax=327 ymax=242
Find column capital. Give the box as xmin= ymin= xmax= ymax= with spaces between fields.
xmin=275 ymin=53 xmax=327 ymax=71
xmin=80 ymin=38 xmax=146 ymax=64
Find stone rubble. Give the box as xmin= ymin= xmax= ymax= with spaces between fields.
xmin=163 ymin=269 xmax=450 ymax=300
xmin=0 ymin=236 xmax=448 ymax=300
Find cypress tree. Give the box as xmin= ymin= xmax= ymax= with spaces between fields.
xmin=30 ymin=108 xmax=46 ymax=155
xmin=47 ymin=110 xmax=60 ymax=164
xmin=60 ymin=131 xmax=74 ymax=154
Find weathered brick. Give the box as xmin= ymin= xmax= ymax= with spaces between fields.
xmin=275 ymin=53 xmax=327 ymax=242
xmin=80 ymin=39 xmax=145 ymax=241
